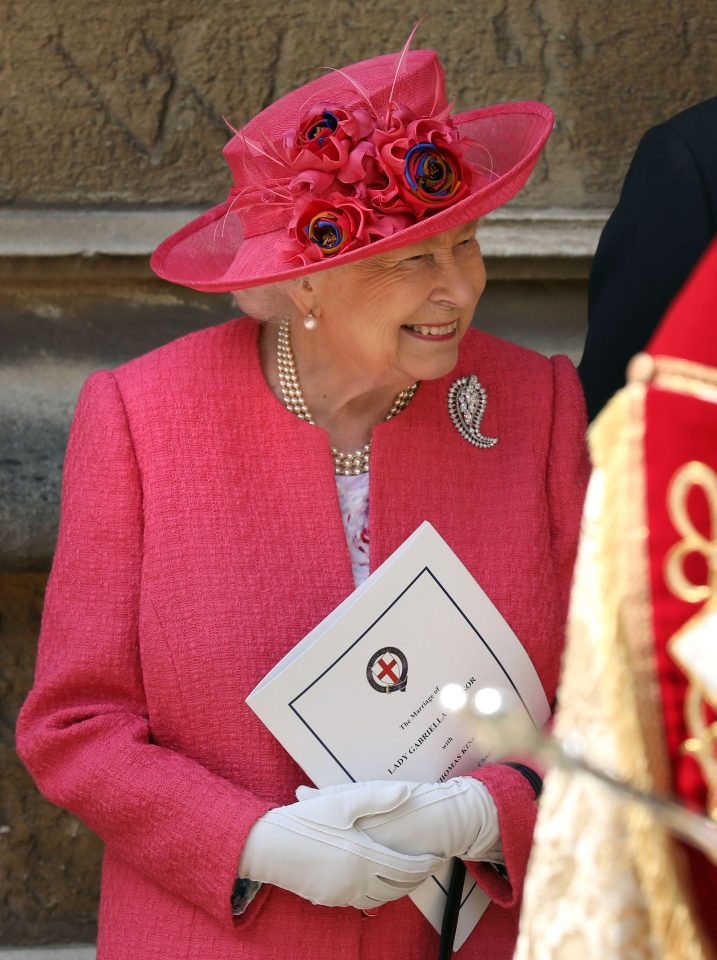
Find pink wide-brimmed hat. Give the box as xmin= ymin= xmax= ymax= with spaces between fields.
xmin=151 ymin=42 xmax=553 ymax=292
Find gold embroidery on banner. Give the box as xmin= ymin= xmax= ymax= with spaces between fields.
xmin=665 ymin=461 xmax=717 ymax=605
xmin=665 ymin=460 xmax=717 ymax=817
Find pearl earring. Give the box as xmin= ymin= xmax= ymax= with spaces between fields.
xmin=303 ymin=312 xmax=317 ymax=331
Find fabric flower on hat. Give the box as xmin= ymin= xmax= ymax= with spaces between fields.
xmin=369 ymin=108 xmax=469 ymax=217
xmin=287 ymin=169 xmax=337 ymax=198
xmin=272 ymin=98 xmax=470 ymax=264
xmin=277 ymin=191 xmax=415 ymax=265
xmin=278 ymin=193 xmax=375 ymax=264
xmin=338 ymin=140 xmax=380 ymax=185
xmin=285 ymin=105 xmax=375 ymax=179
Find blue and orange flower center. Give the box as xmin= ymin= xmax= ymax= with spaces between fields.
xmin=304 ymin=212 xmax=346 ymax=254
xmin=404 ymin=142 xmax=461 ymax=203
xmin=306 ymin=112 xmax=340 ymax=146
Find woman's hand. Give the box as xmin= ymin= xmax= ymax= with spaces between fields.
xmin=297 ymin=778 xmax=504 ymax=863
xmin=238 ymin=780 xmax=443 ymax=908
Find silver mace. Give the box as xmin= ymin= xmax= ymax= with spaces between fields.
xmin=440 ymin=685 xmax=717 ymax=864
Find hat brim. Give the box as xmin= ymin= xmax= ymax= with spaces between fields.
xmin=150 ymin=101 xmax=553 ymax=293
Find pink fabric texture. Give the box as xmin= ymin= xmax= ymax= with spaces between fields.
xmin=16 ymin=319 xmax=589 ymax=960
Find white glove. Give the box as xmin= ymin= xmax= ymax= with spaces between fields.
xmin=297 ymin=777 xmax=503 ymax=864
xmin=238 ymin=780 xmax=444 ymax=908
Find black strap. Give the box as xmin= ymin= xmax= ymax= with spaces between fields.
xmin=438 ymin=857 xmax=466 ymax=960
xmin=437 ymin=766 xmax=542 ymax=958
xmin=502 ymin=761 xmax=543 ymax=798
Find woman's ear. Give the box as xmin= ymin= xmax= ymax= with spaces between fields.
xmin=287 ymin=276 xmax=320 ymax=319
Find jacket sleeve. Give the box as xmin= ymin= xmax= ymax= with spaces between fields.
xmin=465 ymin=355 xmax=589 ymax=907
xmin=15 ymin=370 xmax=273 ymax=931
xmin=579 ymin=122 xmax=715 ymax=421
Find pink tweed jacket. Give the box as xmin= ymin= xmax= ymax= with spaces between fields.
xmin=16 ymin=318 xmax=589 ymax=960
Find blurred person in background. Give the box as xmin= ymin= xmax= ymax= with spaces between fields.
xmin=579 ymin=96 xmax=717 ymax=421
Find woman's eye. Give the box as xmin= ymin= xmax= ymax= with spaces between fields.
xmin=401 ymin=254 xmax=426 ymax=264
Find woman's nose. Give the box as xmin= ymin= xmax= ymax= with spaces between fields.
xmin=431 ymin=256 xmax=483 ymax=308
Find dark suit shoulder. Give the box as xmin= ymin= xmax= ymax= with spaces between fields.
xmin=662 ymin=95 xmax=717 ymax=142
xmin=636 ymin=97 xmax=717 ymax=192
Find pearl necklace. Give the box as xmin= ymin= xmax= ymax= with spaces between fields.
xmin=276 ymin=319 xmax=418 ymax=476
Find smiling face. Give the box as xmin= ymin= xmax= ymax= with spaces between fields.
xmin=290 ymin=221 xmax=486 ymax=396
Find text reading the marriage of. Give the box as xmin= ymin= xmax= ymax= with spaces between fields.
xmin=398 ymin=677 xmax=477 ymax=732
xmin=399 ymin=685 xmax=442 ymax=731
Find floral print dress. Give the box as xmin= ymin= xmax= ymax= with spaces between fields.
xmin=335 ymin=472 xmax=370 ymax=587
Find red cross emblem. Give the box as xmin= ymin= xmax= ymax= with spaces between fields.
xmin=367 ymin=647 xmax=408 ymax=693
xmin=376 ymin=656 xmax=400 ymax=683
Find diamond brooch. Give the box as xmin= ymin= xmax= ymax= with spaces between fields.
xmin=447 ymin=375 xmax=498 ymax=449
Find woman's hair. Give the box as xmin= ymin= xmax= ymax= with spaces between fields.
xmin=232 ymin=281 xmax=297 ymax=323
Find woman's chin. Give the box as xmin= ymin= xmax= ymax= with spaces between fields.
xmin=405 ymin=347 xmax=460 ymax=383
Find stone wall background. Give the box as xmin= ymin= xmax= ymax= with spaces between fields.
xmin=3 ymin=0 xmax=716 ymax=207
xmin=1 ymin=0 xmax=716 ymax=945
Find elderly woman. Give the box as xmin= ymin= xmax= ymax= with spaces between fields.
xmin=16 ymin=39 xmax=588 ymax=960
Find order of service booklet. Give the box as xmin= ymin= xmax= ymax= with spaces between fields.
xmin=246 ymin=521 xmax=550 ymax=951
